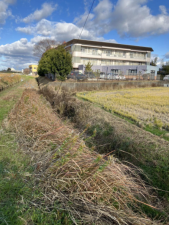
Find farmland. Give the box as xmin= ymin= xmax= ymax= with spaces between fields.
xmin=77 ymin=87 xmax=169 ymax=131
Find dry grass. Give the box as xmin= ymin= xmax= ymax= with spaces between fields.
xmin=0 ymin=74 xmax=21 ymax=90
xmin=40 ymin=85 xmax=169 ymax=201
xmin=8 ymin=89 xmax=162 ymax=224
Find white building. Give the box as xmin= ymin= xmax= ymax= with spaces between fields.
xmin=65 ymin=39 xmax=159 ymax=77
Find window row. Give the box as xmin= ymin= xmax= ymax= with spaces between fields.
xmin=80 ymin=47 xmax=147 ymax=59
xmin=80 ymin=58 xmax=146 ymax=66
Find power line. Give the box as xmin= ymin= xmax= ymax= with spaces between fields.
xmin=78 ymin=0 xmax=96 ymax=39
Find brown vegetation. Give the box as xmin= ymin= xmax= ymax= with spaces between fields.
xmin=8 ymin=89 xmax=161 ymax=224
xmin=0 ymin=74 xmax=21 ymax=91
xmin=40 ymin=85 xmax=169 ymax=203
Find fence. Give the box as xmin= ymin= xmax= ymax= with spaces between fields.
xmin=44 ymin=72 xmax=162 ymax=82
xmin=84 ymin=71 xmax=159 ymax=80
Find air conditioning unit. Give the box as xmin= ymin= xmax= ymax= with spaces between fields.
xmin=164 ymin=84 xmax=169 ymax=87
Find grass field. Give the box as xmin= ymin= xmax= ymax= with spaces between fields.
xmin=77 ymin=87 xmax=169 ymax=132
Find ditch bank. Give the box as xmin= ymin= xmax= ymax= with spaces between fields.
xmin=39 ymin=78 xmax=169 ymax=92
xmin=40 ymin=84 xmax=169 ymax=202
xmin=7 ymin=88 xmax=163 ymax=225
xmin=0 ymin=75 xmax=21 ymax=92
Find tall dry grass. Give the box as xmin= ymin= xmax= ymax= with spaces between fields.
xmin=0 ymin=74 xmax=21 ymax=90
xmin=8 ymin=89 xmax=162 ymax=224
xmin=40 ymin=85 xmax=169 ymax=196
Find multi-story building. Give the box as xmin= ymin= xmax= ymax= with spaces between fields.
xmin=29 ymin=65 xmax=38 ymax=75
xmin=65 ymin=39 xmax=159 ymax=77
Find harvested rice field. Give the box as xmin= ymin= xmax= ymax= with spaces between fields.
xmin=77 ymin=87 xmax=169 ymax=130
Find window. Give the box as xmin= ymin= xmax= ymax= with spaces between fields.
xmin=92 ymin=48 xmax=98 ymax=55
xmin=81 ymin=47 xmax=85 ymax=52
xmin=106 ymin=50 xmax=112 ymax=56
xmin=147 ymin=52 xmax=151 ymax=58
xmin=128 ymin=69 xmax=137 ymax=75
xmin=111 ymin=69 xmax=119 ymax=75
xmin=130 ymin=53 xmax=134 ymax=58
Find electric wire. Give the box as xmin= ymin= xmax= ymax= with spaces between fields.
xmin=55 ymin=0 xmax=96 ymax=93
xmin=78 ymin=0 xmax=96 ymax=39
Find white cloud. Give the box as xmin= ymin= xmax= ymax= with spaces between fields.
xmin=0 ymin=38 xmax=33 ymax=57
xmin=16 ymin=19 xmax=117 ymax=43
xmin=159 ymin=5 xmax=167 ymax=15
xmin=23 ymin=3 xmax=57 ymax=23
xmin=30 ymin=35 xmax=50 ymax=43
xmin=0 ymin=38 xmax=37 ymax=70
xmin=16 ymin=0 xmax=169 ymax=41
xmin=75 ymin=0 xmax=169 ymax=38
xmin=16 ymin=26 xmax=34 ymax=35
xmin=36 ymin=19 xmax=53 ymax=36
xmin=0 ymin=0 xmax=14 ymax=25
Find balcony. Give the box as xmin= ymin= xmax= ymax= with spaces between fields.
xmin=81 ymin=51 xmax=101 ymax=56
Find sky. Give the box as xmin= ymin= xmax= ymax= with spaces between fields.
xmin=0 ymin=0 xmax=169 ymax=70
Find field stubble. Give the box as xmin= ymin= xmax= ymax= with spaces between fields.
xmin=77 ymin=88 xmax=169 ymax=131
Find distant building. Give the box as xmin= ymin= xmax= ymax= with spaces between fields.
xmin=65 ymin=39 xmax=159 ymax=78
xmin=23 ymin=68 xmax=30 ymax=74
xmin=29 ymin=65 xmax=38 ymax=75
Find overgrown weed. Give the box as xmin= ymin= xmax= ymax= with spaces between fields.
xmin=8 ymin=88 xmax=165 ymax=224
xmin=40 ymin=86 xmax=169 ymax=202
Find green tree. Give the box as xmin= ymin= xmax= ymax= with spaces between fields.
xmin=38 ymin=45 xmax=72 ymax=80
xmin=150 ymin=57 xmax=158 ymax=66
xmin=7 ymin=68 xmax=11 ymax=71
xmin=85 ymin=61 xmax=93 ymax=72
xmin=162 ymin=61 xmax=169 ymax=75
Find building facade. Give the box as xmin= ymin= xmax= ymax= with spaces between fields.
xmin=65 ymin=39 xmax=159 ymax=77
xmin=29 ymin=65 xmax=38 ymax=75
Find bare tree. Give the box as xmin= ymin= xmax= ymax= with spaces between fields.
xmin=33 ymin=39 xmax=59 ymax=59
xmin=150 ymin=57 xmax=158 ymax=66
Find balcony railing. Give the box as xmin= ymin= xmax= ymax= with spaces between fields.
xmin=81 ymin=51 xmax=101 ymax=56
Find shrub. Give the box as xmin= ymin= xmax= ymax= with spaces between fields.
xmin=38 ymin=45 xmax=72 ymax=80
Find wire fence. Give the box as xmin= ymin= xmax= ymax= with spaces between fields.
xmin=44 ymin=72 xmax=163 ymax=82
xmin=84 ymin=71 xmax=160 ymax=80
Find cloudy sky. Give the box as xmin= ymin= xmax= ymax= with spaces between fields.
xmin=0 ymin=0 xmax=169 ymax=70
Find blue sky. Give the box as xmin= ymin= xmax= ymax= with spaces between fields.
xmin=0 ymin=0 xmax=169 ymax=70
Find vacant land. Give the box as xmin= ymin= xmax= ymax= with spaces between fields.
xmin=77 ymin=87 xmax=169 ymax=130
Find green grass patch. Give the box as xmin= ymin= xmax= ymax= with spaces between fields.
xmin=0 ymin=133 xmax=72 ymax=225
xmin=145 ymin=125 xmax=169 ymax=141
xmin=0 ymin=84 xmax=23 ymax=126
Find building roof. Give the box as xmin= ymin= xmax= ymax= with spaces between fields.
xmin=66 ymin=39 xmax=153 ymax=52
